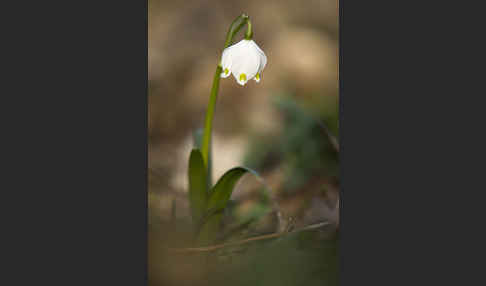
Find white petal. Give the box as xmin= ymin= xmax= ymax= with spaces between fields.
xmin=220 ymin=40 xmax=247 ymax=78
xmin=258 ymin=51 xmax=267 ymax=72
xmin=220 ymin=48 xmax=233 ymax=78
xmin=231 ymin=43 xmax=260 ymax=82
xmin=221 ymin=49 xmax=232 ymax=78
xmin=249 ymin=40 xmax=267 ymax=72
xmin=221 ymin=39 xmax=266 ymax=85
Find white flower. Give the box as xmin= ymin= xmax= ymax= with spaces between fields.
xmin=220 ymin=39 xmax=267 ymax=86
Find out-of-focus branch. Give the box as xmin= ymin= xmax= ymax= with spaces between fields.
xmin=317 ymin=120 xmax=339 ymax=153
xmin=167 ymin=221 xmax=331 ymax=253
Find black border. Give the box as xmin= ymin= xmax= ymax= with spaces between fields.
xmin=3 ymin=0 xmax=148 ymax=285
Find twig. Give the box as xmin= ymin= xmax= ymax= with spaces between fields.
xmin=166 ymin=221 xmax=331 ymax=253
xmin=316 ymin=119 xmax=339 ymax=153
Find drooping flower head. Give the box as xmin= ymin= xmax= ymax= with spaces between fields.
xmin=220 ymin=39 xmax=267 ymax=86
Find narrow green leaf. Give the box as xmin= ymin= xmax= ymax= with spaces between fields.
xmin=188 ymin=149 xmax=208 ymax=225
xmin=198 ymin=167 xmax=248 ymax=244
xmin=197 ymin=212 xmax=224 ymax=246
xmin=207 ymin=167 xmax=248 ymax=211
xmin=193 ymin=128 xmax=212 ymax=188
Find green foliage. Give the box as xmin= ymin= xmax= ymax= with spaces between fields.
xmin=188 ymin=143 xmax=272 ymax=244
xmin=244 ymin=95 xmax=339 ymax=194
xmin=207 ymin=167 xmax=248 ymax=210
xmin=193 ymin=128 xmax=212 ymax=187
xmin=198 ymin=167 xmax=249 ymax=244
xmin=188 ymin=140 xmax=254 ymax=244
xmin=188 ymin=149 xmax=208 ymax=226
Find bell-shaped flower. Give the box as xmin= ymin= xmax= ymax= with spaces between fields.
xmin=220 ymin=39 xmax=267 ymax=86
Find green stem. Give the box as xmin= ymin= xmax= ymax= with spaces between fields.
xmin=201 ymin=66 xmax=221 ymax=169
xmin=245 ymin=20 xmax=253 ymax=40
xmin=200 ymin=14 xmax=253 ymax=174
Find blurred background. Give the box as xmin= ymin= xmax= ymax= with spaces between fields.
xmin=149 ymin=0 xmax=339 ymax=285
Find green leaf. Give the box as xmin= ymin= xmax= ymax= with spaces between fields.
xmin=193 ymin=128 xmax=212 ymax=188
xmin=188 ymin=149 xmax=208 ymax=226
xmin=198 ymin=167 xmax=249 ymax=244
xmin=197 ymin=212 xmax=224 ymax=246
xmin=208 ymin=167 xmax=248 ymax=211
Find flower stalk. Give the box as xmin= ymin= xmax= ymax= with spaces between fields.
xmin=201 ymin=14 xmax=253 ymax=173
